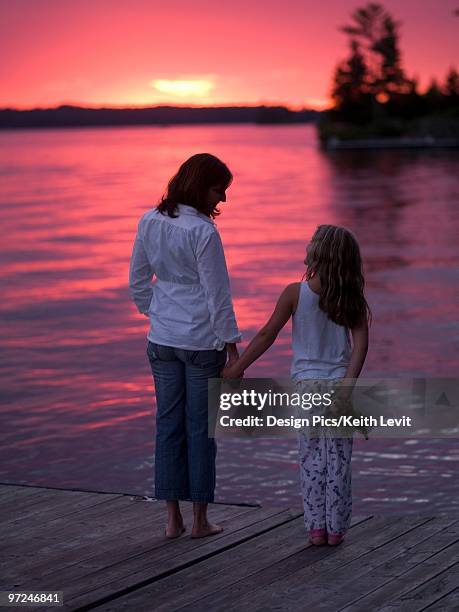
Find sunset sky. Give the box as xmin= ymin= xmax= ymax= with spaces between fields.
xmin=1 ymin=0 xmax=457 ymax=110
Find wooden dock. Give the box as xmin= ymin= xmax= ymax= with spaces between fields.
xmin=1 ymin=483 xmax=458 ymax=611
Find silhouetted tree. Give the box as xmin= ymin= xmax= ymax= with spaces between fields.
xmin=442 ymin=68 xmax=459 ymax=113
xmin=386 ymin=77 xmax=423 ymax=119
xmin=424 ymin=78 xmax=444 ymax=114
xmin=320 ymin=2 xmax=459 ymax=139
xmin=445 ymin=67 xmax=459 ymax=97
xmin=340 ymin=3 xmax=408 ymax=100
xmin=372 ymin=16 xmax=408 ymax=95
xmin=331 ymin=40 xmax=372 ymax=121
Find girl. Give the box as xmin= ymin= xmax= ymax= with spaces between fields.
xmin=222 ymin=224 xmax=370 ymax=547
xmin=129 ymin=153 xmax=241 ymax=539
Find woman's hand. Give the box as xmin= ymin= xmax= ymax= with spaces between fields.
xmin=225 ymin=342 xmax=239 ymax=367
xmin=221 ymin=343 xmax=243 ymax=378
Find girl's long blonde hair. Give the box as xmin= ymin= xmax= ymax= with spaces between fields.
xmin=305 ymin=224 xmax=371 ymax=328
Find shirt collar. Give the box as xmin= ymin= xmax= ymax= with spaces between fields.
xmin=177 ymin=203 xmax=215 ymax=225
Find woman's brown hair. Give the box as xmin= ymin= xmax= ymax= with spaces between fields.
xmin=305 ymin=224 xmax=372 ymax=328
xmin=157 ymin=153 xmax=233 ymax=219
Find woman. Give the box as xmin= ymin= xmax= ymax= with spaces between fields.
xmin=129 ymin=153 xmax=241 ymax=538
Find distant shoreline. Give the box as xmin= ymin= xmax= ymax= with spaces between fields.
xmin=0 ymin=105 xmax=321 ymax=129
xmin=324 ymin=136 xmax=459 ymax=150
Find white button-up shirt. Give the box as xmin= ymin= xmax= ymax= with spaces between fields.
xmin=129 ymin=204 xmax=241 ymax=350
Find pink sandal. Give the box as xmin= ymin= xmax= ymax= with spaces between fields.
xmin=309 ymin=528 xmax=327 ymax=546
xmin=327 ymin=532 xmax=344 ymax=546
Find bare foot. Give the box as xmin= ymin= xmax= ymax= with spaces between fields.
xmin=191 ymin=522 xmax=224 ymax=539
xmin=165 ymin=522 xmax=186 ymax=539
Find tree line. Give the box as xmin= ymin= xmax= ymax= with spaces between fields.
xmin=327 ymin=3 xmax=458 ymax=128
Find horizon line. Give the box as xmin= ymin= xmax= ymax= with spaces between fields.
xmin=0 ymin=102 xmax=327 ymax=112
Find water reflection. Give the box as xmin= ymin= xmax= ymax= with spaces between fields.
xmin=0 ymin=125 xmax=458 ymax=513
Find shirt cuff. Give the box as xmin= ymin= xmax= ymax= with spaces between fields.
xmin=221 ymin=331 xmax=242 ymax=344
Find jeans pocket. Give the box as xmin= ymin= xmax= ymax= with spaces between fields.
xmin=188 ymin=349 xmax=227 ymax=369
xmin=216 ymin=348 xmax=227 ymax=369
xmin=147 ymin=342 xmax=159 ymax=361
xmin=188 ymin=350 xmax=216 ymax=368
xmin=147 ymin=342 xmax=177 ymax=362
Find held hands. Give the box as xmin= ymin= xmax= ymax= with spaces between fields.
xmin=223 ymin=343 xmax=244 ymax=378
xmin=222 ymin=360 xmax=244 ymax=379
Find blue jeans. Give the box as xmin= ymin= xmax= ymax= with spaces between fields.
xmin=147 ymin=341 xmax=227 ymax=503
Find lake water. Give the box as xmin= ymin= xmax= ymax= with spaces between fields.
xmin=1 ymin=124 xmax=458 ymax=515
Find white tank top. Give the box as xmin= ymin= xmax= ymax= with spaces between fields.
xmin=291 ymin=282 xmax=352 ymax=382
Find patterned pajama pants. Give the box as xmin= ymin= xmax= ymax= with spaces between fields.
xmin=298 ymin=435 xmax=353 ymax=535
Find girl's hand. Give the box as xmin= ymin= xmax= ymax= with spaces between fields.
xmin=225 ymin=355 xmax=239 ymax=369
xmin=222 ymin=363 xmax=244 ymax=379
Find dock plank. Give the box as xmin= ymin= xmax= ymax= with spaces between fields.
xmin=5 ymin=503 xmax=257 ymax=588
xmin=0 ymin=484 xmax=42 ymax=502
xmin=303 ymin=516 xmax=459 ymax=611
xmin=423 ymin=586 xmax=459 ymax=610
xmin=338 ymin=538 xmax=459 ymax=611
xmin=1 ymin=483 xmax=458 ymax=612
xmin=0 ymin=487 xmax=65 ymax=515
xmin=1 ymin=494 xmax=125 ymax=545
xmin=26 ymin=507 xmax=300 ymax=610
xmin=386 ymin=563 xmax=459 ymax=611
xmin=93 ymin=515 xmax=370 ymax=612
xmin=172 ymin=515 xmax=431 ymax=611
xmin=0 ymin=488 xmax=107 ymax=525
xmin=1 ymin=495 xmax=150 ymax=551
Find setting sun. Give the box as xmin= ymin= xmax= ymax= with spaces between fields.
xmin=151 ymin=79 xmax=215 ymax=99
